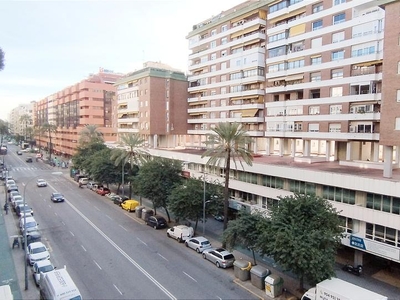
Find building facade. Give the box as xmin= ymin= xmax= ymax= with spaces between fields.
xmin=8 ymin=102 xmax=34 ymax=142
xmin=114 ymin=62 xmax=188 ymax=148
xmin=172 ymin=0 xmax=400 ymax=266
xmin=34 ymin=69 xmax=122 ymax=157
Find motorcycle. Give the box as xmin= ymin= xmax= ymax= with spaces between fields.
xmin=342 ymin=264 xmax=363 ymax=276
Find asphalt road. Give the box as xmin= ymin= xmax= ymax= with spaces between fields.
xmin=6 ymin=145 xmax=256 ymax=300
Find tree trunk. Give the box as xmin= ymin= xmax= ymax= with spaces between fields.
xmin=222 ymin=153 xmax=231 ymax=248
xmin=299 ymin=275 xmax=304 ymax=291
xmin=49 ymin=131 xmax=52 ymax=163
xmin=164 ymin=207 xmax=171 ymax=223
xmin=251 ymin=249 xmax=257 ymax=266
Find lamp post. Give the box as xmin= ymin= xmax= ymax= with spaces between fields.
xmin=121 ymin=161 xmax=125 ymax=196
xmin=202 ymin=172 xmax=212 ymax=236
xmin=22 ymin=171 xmax=62 ymax=290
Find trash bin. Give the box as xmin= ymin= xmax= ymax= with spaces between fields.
xmin=233 ymin=259 xmax=251 ymax=281
xmin=265 ymin=274 xmax=284 ymax=298
xmin=142 ymin=208 xmax=154 ymax=221
xmin=136 ymin=206 xmax=144 ymax=218
xmin=250 ymin=265 xmax=270 ymax=290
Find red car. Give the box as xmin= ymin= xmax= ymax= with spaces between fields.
xmin=96 ymin=187 xmax=111 ymax=196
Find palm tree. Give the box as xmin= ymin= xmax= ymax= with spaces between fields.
xmin=0 ymin=119 xmax=9 ymax=145
xmin=34 ymin=125 xmax=45 ymax=154
xmin=42 ymin=123 xmax=57 ymax=163
xmin=201 ymin=122 xmax=253 ymax=231
xmin=19 ymin=114 xmax=32 ymax=142
xmin=110 ymin=133 xmax=147 ymax=197
xmin=78 ymin=124 xmax=104 ymax=146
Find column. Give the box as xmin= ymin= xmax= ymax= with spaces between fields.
xmin=303 ymin=140 xmax=310 ymax=156
xmin=253 ymin=141 xmax=257 ymax=154
xmin=291 ymin=139 xmax=296 ymax=157
xmin=372 ymin=142 xmax=379 ymax=162
xmin=265 ymin=138 xmax=272 ymax=156
xmin=346 ymin=142 xmax=352 ymax=161
xmin=325 ymin=141 xmax=331 ymax=161
xmin=383 ymin=145 xmax=393 ymax=178
xmin=279 ymin=138 xmax=284 ymax=157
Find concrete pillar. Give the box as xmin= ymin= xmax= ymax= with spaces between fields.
xmin=279 ymin=138 xmax=284 ymax=157
xmin=395 ymin=146 xmax=400 ymax=167
xmin=265 ymin=138 xmax=272 ymax=156
xmin=354 ymin=250 xmax=364 ymax=266
xmin=346 ymin=142 xmax=352 ymax=161
xmin=283 ymin=139 xmax=290 ymax=156
xmin=291 ymin=139 xmax=296 ymax=157
xmin=383 ymin=145 xmax=393 ymax=178
xmin=253 ymin=141 xmax=257 ymax=154
xmin=372 ymin=142 xmax=379 ymax=162
xmin=326 ymin=141 xmax=331 ymax=161
xmin=304 ymin=140 xmax=310 ymax=156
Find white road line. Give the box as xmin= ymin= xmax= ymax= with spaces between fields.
xmin=114 ymin=284 xmax=123 ymax=295
xmin=94 ymin=206 xmax=100 ymax=211
xmin=217 ymin=296 xmax=222 ymax=300
xmin=93 ymin=260 xmax=102 ymax=270
xmin=119 ymin=225 xmax=128 ymax=231
xmin=157 ymin=253 xmax=168 ymax=261
xmin=81 ymin=245 xmax=87 ymax=252
xmin=61 ymin=221 xmax=65 ymax=226
xmin=183 ymin=271 xmax=197 ymax=282
xmin=69 ymin=231 xmax=75 ymax=237
xmin=106 ymin=214 xmax=112 ymax=220
xmin=54 ymin=212 xmax=58 ymax=216
xmin=65 ymin=200 xmax=176 ymax=300
xmin=137 ymin=237 xmax=147 ymax=246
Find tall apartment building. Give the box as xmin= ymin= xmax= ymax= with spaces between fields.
xmin=114 ymin=62 xmax=188 ymax=148
xmin=8 ymin=102 xmax=34 ymax=140
xmin=34 ymin=69 xmax=122 ymax=157
xmin=165 ymin=0 xmax=400 ymax=267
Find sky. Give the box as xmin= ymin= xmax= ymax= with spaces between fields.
xmin=0 ymin=0 xmax=245 ymax=121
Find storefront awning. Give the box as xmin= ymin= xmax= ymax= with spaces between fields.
xmin=242 ymin=109 xmax=259 ymax=117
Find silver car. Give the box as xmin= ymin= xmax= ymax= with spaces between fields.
xmin=32 ymin=259 xmax=54 ymax=286
xmin=185 ymin=236 xmax=212 ymax=253
xmin=202 ymin=248 xmax=235 ymax=268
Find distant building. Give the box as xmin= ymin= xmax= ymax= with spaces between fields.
xmin=8 ymin=102 xmax=34 ymax=142
xmin=114 ymin=61 xmax=188 ymax=148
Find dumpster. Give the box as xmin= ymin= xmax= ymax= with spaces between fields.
xmin=142 ymin=208 xmax=154 ymax=221
xmin=233 ymin=259 xmax=251 ymax=281
xmin=265 ymin=274 xmax=284 ymax=298
xmin=250 ymin=265 xmax=270 ymax=290
xmin=136 ymin=206 xmax=144 ymax=218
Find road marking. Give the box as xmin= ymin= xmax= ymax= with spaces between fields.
xmin=183 ymin=271 xmax=197 ymax=282
xmin=69 ymin=231 xmax=75 ymax=237
xmin=119 ymin=225 xmax=128 ymax=231
xmin=114 ymin=284 xmax=123 ymax=295
xmin=81 ymin=245 xmax=87 ymax=252
xmin=106 ymin=214 xmax=112 ymax=220
xmin=94 ymin=206 xmax=100 ymax=211
xmin=61 ymin=221 xmax=65 ymax=226
xmin=54 ymin=212 xmax=58 ymax=216
xmin=158 ymin=253 xmax=168 ymax=261
xmin=137 ymin=237 xmax=147 ymax=246
xmin=93 ymin=260 xmax=102 ymax=270
xmin=65 ymin=200 xmax=177 ymax=300
xmin=217 ymin=297 xmax=222 ymax=300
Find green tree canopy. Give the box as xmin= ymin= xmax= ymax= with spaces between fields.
xmin=136 ymin=157 xmax=183 ymax=222
xmin=42 ymin=123 xmax=57 ymax=162
xmin=72 ymin=142 xmax=107 ymax=173
xmin=202 ymin=122 xmax=253 ymax=231
xmin=257 ymin=193 xmax=343 ymax=291
xmin=86 ymin=148 xmax=120 ymax=186
xmin=78 ymin=124 xmax=104 ymax=147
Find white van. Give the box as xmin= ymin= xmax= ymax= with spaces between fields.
xmin=167 ymin=225 xmax=194 ymax=242
xmin=40 ymin=267 xmax=82 ymax=300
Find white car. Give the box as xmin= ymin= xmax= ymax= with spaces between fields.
xmin=32 ymin=259 xmax=55 ymax=286
xmin=185 ymin=236 xmax=212 ymax=253
xmin=27 ymin=242 xmax=50 ymax=266
xmin=166 ymin=225 xmax=194 ymax=243
xmin=36 ymin=179 xmax=47 ymax=187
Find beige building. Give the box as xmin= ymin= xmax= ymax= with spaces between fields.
xmin=8 ymin=102 xmax=34 ymax=141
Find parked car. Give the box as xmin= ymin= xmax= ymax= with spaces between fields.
xmin=96 ymin=187 xmax=111 ymax=196
xmin=167 ymin=225 xmax=194 ymax=242
xmin=7 ymin=184 xmax=19 ymax=193
xmin=26 ymin=157 xmax=33 ymax=163
xmin=50 ymin=192 xmax=65 ymax=203
xmin=36 ymin=179 xmax=47 ymax=187
xmin=121 ymin=200 xmax=139 ymax=212
xmin=145 ymin=216 xmax=167 ymax=229
xmin=9 ymin=190 xmax=20 ymax=201
xmin=20 ymin=216 xmax=39 ymax=234
xmin=87 ymin=181 xmax=99 ymax=190
xmin=78 ymin=177 xmax=89 ymax=185
xmin=16 ymin=150 xmax=22 ymax=155
xmin=24 ymin=230 xmax=42 ymax=247
xmin=26 ymin=242 xmax=50 ymax=266
xmin=92 ymin=184 xmax=103 ymax=193
xmin=202 ymin=248 xmax=235 ymax=268
xmin=106 ymin=192 xmax=117 ymax=199
xmin=185 ymin=237 xmax=212 ymax=253
xmin=16 ymin=204 xmax=33 ymax=217
xmin=112 ymin=195 xmax=129 ymax=205
xmin=6 ymin=179 xmax=16 ymax=188
xmin=12 ymin=199 xmax=24 ymax=211
xmin=32 ymin=259 xmax=55 ymax=286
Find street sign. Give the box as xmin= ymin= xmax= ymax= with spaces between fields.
xmin=350 ymin=235 xmax=366 ymax=250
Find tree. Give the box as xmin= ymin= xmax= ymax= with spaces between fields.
xmin=136 ymin=157 xmax=182 ymax=222
xmin=222 ymin=208 xmax=264 ymax=265
xmin=86 ymin=148 xmax=120 ymax=186
xmin=72 ymin=142 xmax=107 ymax=173
xmin=42 ymin=123 xmax=58 ymax=162
xmin=257 ymin=193 xmax=343 ymax=291
xmin=0 ymin=47 xmax=4 ymax=71
xmin=201 ymin=122 xmax=253 ymax=231
xmin=34 ymin=125 xmax=45 ymax=153
xmin=0 ymin=119 xmax=9 ymax=144
xmin=168 ymin=177 xmax=223 ymax=232
xmin=78 ymin=124 xmax=104 ymax=146
xmin=19 ymin=114 xmax=32 ymax=142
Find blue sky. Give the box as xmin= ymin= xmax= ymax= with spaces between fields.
xmin=0 ymin=0 xmax=245 ymax=120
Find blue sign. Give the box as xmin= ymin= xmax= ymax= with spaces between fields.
xmin=350 ymin=235 xmax=366 ymax=250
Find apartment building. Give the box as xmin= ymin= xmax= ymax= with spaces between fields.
xmin=34 ymin=69 xmax=122 ymax=157
xmin=170 ymin=0 xmax=400 ymax=266
xmin=8 ymin=102 xmax=34 ymax=141
xmin=114 ymin=62 xmax=188 ymax=148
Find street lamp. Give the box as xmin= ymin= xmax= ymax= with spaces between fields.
xmin=202 ymin=172 xmax=212 ymax=236
xmin=22 ymin=171 xmax=62 ymax=290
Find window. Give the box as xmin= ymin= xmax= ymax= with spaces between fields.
xmin=396 ymin=118 xmax=400 ymax=130
xmin=221 ymin=37 xmax=227 ymax=45
xmin=221 ymin=87 xmax=226 ymax=94
xmin=211 ymin=65 xmax=216 ymax=72
xmin=310 ymin=72 xmax=321 ymax=82
xmin=351 ymin=43 xmax=376 ymax=57
xmin=221 ymin=25 xmax=227 ymax=32
xmin=221 ymin=50 xmax=227 ymax=57
xmin=397 ymin=90 xmax=400 ymax=102
xmin=211 ymin=29 xmax=217 ymax=36
xmin=333 ymin=13 xmax=345 ymax=25
xmin=268 ymin=46 xmax=286 ymax=58
xmin=398 ymin=62 xmax=400 ymax=74
xmin=330 ymin=87 xmax=343 ymax=97
xmin=211 ymin=53 xmax=216 ymax=60
xmin=332 ymin=50 xmax=344 ymax=60
xmin=268 ymin=62 xmax=285 ymax=73
xmin=309 ymin=106 xmax=320 ymax=115
xmin=329 ymin=123 xmax=341 ymax=132
xmin=312 ymin=3 xmax=323 ymax=13
xmin=332 ymin=31 xmax=345 ymax=43
xmin=331 ymin=69 xmax=343 ymax=79
xmin=312 ymin=20 xmax=323 ymax=31
xmin=330 ymin=104 xmax=342 ymax=114
xmin=210 ymin=40 xmax=216 ymax=48
xmin=309 ymin=123 xmax=319 ymax=132
xmin=310 ymin=89 xmax=320 ymax=98
xmin=311 ymin=37 xmax=322 ymax=48
xmin=311 ymin=55 xmax=322 ymax=65
xmin=287 ymin=59 xmax=304 ymax=69
xmin=269 ymin=0 xmax=288 ymax=13
xmin=269 ymin=31 xmax=287 ymax=43
xmin=334 ymin=0 xmax=346 ymax=5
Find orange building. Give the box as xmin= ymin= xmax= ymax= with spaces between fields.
xmin=34 ymin=69 xmax=123 ymax=157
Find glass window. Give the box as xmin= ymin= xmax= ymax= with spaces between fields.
xmin=333 ymin=13 xmax=345 ymax=25
xmin=330 ymin=87 xmax=343 ymax=97
xmin=334 ymin=0 xmax=346 ymax=5
xmin=312 ymin=20 xmax=323 ymax=31
xmin=221 ymin=37 xmax=227 ymax=45
xmin=331 ymin=69 xmax=343 ymax=79
xmin=221 ymin=25 xmax=227 ymax=32
xmin=268 ymin=46 xmax=286 ymax=58
xmin=210 ymin=41 xmax=216 ymax=48
xmin=332 ymin=31 xmax=345 ymax=43
xmin=311 ymin=56 xmax=322 ymax=65
xmin=312 ymin=3 xmax=323 ymax=14
xmin=332 ymin=50 xmax=344 ymax=60
xmin=287 ymin=59 xmax=304 ymax=69
xmin=211 ymin=29 xmax=217 ymax=36
xmin=310 ymin=72 xmax=321 ymax=82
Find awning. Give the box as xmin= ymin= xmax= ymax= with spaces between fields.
xmin=231 ymin=43 xmax=244 ymax=50
xmin=310 ymin=54 xmax=321 ymax=58
xmin=353 ymin=60 xmax=383 ymax=67
xmin=117 ymin=113 xmax=127 ymax=118
xmin=289 ymin=23 xmax=306 ymax=37
xmin=287 ymin=56 xmax=304 ymax=62
xmin=230 ymin=10 xmax=258 ymax=24
xmin=243 ymin=38 xmax=261 ymax=47
xmin=267 ymin=76 xmax=286 ymax=82
xmin=231 ymin=24 xmax=261 ymax=39
xmin=231 ymin=95 xmax=260 ymax=101
xmin=242 ymin=109 xmax=259 ymax=117
xmin=189 ymin=113 xmax=202 ymax=116
xmin=189 ymin=101 xmax=207 ymax=106
xmin=285 ymin=74 xmax=304 ymax=81
xmin=270 ymin=8 xmax=306 ymax=23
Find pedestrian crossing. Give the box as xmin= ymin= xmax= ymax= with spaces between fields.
xmin=6 ymin=166 xmax=54 ymax=172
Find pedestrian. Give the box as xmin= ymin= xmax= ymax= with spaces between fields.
xmin=4 ymin=203 xmax=8 ymax=214
xmin=12 ymin=237 xmax=19 ymax=249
